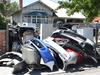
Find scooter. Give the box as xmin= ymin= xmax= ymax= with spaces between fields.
xmin=43 ymin=37 xmax=79 ymax=70
xmin=52 ymin=29 xmax=96 ymax=48
xmin=44 ymin=37 xmax=98 ymax=71
xmin=52 ymin=29 xmax=99 ymax=60
xmin=21 ymin=38 xmax=55 ymax=71
xmin=0 ymin=38 xmax=56 ymax=74
xmin=52 ymin=37 xmax=84 ymax=64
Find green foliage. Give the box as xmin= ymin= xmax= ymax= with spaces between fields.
xmin=0 ymin=3 xmax=5 ymax=15
xmin=58 ymin=0 xmax=100 ymax=22
xmin=5 ymin=2 xmax=19 ymax=16
xmin=0 ymin=2 xmax=19 ymax=29
xmin=0 ymin=14 xmax=7 ymax=29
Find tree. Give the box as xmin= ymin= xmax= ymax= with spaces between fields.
xmin=0 ymin=13 xmax=7 ymax=29
xmin=0 ymin=1 xmax=19 ymax=29
xmin=0 ymin=1 xmax=19 ymax=17
xmin=58 ymin=0 xmax=100 ymax=22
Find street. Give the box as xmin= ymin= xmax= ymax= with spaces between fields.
xmin=0 ymin=63 xmax=100 ymax=75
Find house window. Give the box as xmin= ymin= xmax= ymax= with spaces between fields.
xmin=27 ymin=16 xmax=31 ymax=23
xmin=41 ymin=17 xmax=51 ymax=24
xmin=32 ymin=16 xmax=36 ymax=23
xmin=41 ymin=16 xmax=45 ymax=24
xmin=44 ymin=17 xmax=48 ymax=24
xmin=37 ymin=18 xmax=41 ymax=23
xmin=32 ymin=19 xmax=36 ymax=23
xmin=37 ymin=16 xmax=41 ymax=23
xmin=22 ymin=16 xmax=27 ymax=22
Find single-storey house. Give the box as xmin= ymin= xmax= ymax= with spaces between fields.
xmin=11 ymin=0 xmax=85 ymax=39
xmin=11 ymin=0 xmax=85 ymax=26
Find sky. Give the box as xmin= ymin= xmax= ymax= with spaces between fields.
xmin=11 ymin=0 xmax=59 ymax=7
xmin=11 ymin=0 xmax=37 ymax=7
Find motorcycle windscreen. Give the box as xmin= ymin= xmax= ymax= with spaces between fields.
xmin=40 ymin=47 xmax=54 ymax=63
xmin=31 ymin=39 xmax=54 ymax=63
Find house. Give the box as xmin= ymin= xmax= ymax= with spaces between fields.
xmin=11 ymin=0 xmax=85 ymax=26
xmin=11 ymin=0 xmax=85 ymax=39
xmin=11 ymin=0 xmax=57 ymax=26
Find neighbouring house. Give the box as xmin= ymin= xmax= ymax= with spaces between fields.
xmin=11 ymin=0 xmax=85 ymax=39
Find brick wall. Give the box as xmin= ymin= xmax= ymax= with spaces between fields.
xmin=0 ymin=30 xmax=6 ymax=55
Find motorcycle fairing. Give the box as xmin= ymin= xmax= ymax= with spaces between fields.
xmin=44 ymin=37 xmax=78 ymax=68
xmin=25 ymin=38 xmax=55 ymax=71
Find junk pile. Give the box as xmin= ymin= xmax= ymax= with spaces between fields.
xmin=0 ymin=25 xmax=100 ymax=74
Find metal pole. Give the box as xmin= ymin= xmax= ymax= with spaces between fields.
xmin=95 ymin=26 xmax=98 ymax=46
xmin=6 ymin=24 xmax=9 ymax=52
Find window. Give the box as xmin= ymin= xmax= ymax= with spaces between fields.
xmin=32 ymin=19 xmax=36 ymax=23
xmin=44 ymin=17 xmax=48 ymax=24
xmin=27 ymin=16 xmax=31 ymax=23
xmin=22 ymin=16 xmax=27 ymax=22
xmin=32 ymin=16 xmax=36 ymax=23
xmin=37 ymin=18 xmax=41 ymax=23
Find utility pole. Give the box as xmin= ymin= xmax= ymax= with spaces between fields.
xmin=19 ymin=0 xmax=23 ymax=9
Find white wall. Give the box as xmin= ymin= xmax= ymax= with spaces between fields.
xmin=40 ymin=24 xmax=57 ymax=39
xmin=77 ymin=27 xmax=94 ymax=40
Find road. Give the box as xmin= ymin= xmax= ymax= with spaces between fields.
xmin=0 ymin=48 xmax=100 ymax=75
xmin=0 ymin=64 xmax=100 ymax=75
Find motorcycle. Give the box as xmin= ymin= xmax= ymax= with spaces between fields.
xmin=0 ymin=38 xmax=56 ymax=74
xmin=0 ymin=27 xmax=98 ymax=73
xmin=44 ymin=37 xmax=80 ymax=71
xmin=44 ymin=37 xmax=98 ymax=71
xmin=52 ymin=29 xmax=96 ymax=48
xmin=21 ymin=38 xmax=55 ymax=71
xmin=52 ymin=29 xmax=99 ymax=61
